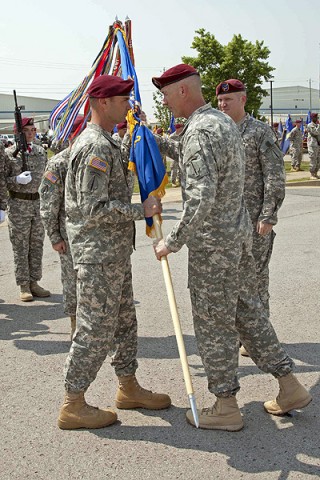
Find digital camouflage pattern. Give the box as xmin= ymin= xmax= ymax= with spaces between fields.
xmin=40 ymin=148 xmax=76 ymax=315
xmin=64 ymin=123 xmax=144 ymax=392
xmin=112 ymin=131 xmax=135 ymax=196
xmin=289 ymin=126 xmax=303 ymax=168
xmin=237 ymin=113 xmax=285 ymax=315
xmin=0 ymin=142 xmax=8 ymax=211
xmin=64 ymin=259 xmax=138 ymax=392
xmin=306 ymin=121 xmax=320 ymax=175
xmin=65 ymin=124 xmax=142 ymax=264
xmin=158 ymin=104 xmax=293 ymax=396
xmin=169 ymin=131 xmax=181 ymax=186
xmin=4 ymin=143 xmax=47 ymax=285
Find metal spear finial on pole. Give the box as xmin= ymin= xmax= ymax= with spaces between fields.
xmin=152 ymin=213 xmax=199 ymax=428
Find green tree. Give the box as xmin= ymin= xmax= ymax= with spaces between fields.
xmin=152 ymin=90 xmax=172 ymax=130
xmin=182 ymin=30 xmax=274 ymax=116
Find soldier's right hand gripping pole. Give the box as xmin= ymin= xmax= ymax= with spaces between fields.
xmin=13 ymin=90 xmax=28 ymax=172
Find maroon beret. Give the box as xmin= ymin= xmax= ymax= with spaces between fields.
xmin=311 ymin=112 xmax=318 ymax=119
xmin=71 ymin=115 xmax=84 ymax=133
xmin=14 ymin=117 xmax=34 ymax=132
xmin=87 ymin=75 xmax=134 ymax=98
xmin=156 ymin=128 xmax=163 ymax=134
xmin=216 ymin=79 xmax=246 ymax=96
xmin=295 ymin=119 xmax=302 ymax=124
xmin=152 ymin=64 xmax=199 ymax=89
xmin=116 ymin=121 xmax=127 ymax=130
xmin=273 ymin=122 xmax=279 ymax=127
xmin=174 ymin=123 xmax=184 ymax=129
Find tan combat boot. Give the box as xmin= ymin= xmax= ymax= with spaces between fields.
xmin=57 ymin=391 xmax=117 ymax=430
xmin=264 ymin=373 xmax=312 ymax=415
xmin=115 ymin=375 xmax=171 ymax=410
xmin=70 ymin=315 xmax=76 ymax=342
xmin=186 ymin=396 xmax=244 ymax=431
xmin=20 ymin=284 xmax=33 ymax=302
xmin=30 ymin=281 xmax=51 ymax=297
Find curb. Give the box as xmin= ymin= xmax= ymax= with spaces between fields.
xmin=286 ymin=180 xmax=320 ymax=187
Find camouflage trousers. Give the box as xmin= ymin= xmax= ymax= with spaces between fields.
xmin=64 ymin=257 xmax=138 ymax=392
xmin=59 ymin=239 xmax=77 ymax=316
xmin=251 ymin=229 xmax=276 ymax=318
xmin=308 ymin=144 xmax=320 ymax=175
xmin=7 ymin=198 xmax=44 ymax=285
xmin=188 ymin=243 xmax=293 ymax=397
xmin=290 ymin=145 xmax=303 ymax=168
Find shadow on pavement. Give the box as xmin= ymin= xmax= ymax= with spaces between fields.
xmin=0 ymin=294 xmax=64 ymax=341
xmin=89 ymin=380 xmax=319 ymax=478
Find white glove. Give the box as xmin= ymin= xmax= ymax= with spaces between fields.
xmin=0 ymin=210 xmax=5 ymax=223
xmin=16 ymin=171 xmax=32 ymax=185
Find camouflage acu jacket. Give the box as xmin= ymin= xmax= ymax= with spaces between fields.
xmin=0 ymin=143 xmax=8 ymax=210
xmin=5 ymin=143 xmax=47 ymax=194
xmin=65 ymin=123 xmax=144 ymax=264
xmin=40 ymin=148 xmax=70 ymax=245
xmin=157 ymin=103 xmax=252 ymax=258
xmin=237 ymin=113 xmax=285 ymax=226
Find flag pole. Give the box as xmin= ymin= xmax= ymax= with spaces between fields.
xmin=152 ymin=213 xmax=199 ymax=428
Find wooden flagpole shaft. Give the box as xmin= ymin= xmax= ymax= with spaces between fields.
xmin=152 ymin=213 xmax=194 ymax=396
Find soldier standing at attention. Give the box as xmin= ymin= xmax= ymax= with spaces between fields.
xmin=0 ymin=142 xmax=8 ymax=224
xmin=216 ymin=79 xmax=285 ymax=356
xmin=112 ymin=120 xmax=135 ymax=196
xmin=58 ymin=75 xmax=171 ymax=431
xmin=4 ymin=118 xmax=50 ymax=301
xmin=152 ymin=64 xmax=311 ymax=431
xmin=39 ymin=117 xmax=83 ymax=341
xmin=306 ymin=112 xmax=320 ymax=179
xmin=170 ymin=122 xmax=184 ymax=187
xmin=289 ymin=119 xmax=303 ymax=171
xmin=112 ymin=120 xmax=128 ymax=144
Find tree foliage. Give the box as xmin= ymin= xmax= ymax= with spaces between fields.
xmin=182 ymin=30 xmax=274 ymax=116
xmin=152 ymin=90 xmax=172 ymax=130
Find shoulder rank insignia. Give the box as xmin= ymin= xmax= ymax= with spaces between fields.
xmin=88 ymin=156 xmax=108 ymax=172
xmin=45 ymin=171 xmax=58 ymax=184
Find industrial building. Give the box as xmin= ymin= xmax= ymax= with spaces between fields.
xmin=0 ymin=93 xmax=59 ymax=134
xmin=259 ymin=85 xmax=320 ymax=122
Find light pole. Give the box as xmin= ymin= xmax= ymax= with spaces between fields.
xmin=309 ymin=78 xmax=312 ymax=111
xmin=270 ymin=79 xmax=274 ymax=127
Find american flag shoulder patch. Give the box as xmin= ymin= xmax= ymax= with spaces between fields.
xmin=88 ymin=157 xmax=108 ymax=172
xmin=45 ymin=171 xmax=58 ymax=184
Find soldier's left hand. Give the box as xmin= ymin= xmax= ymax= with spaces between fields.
xmin=256 ymin=221 xmax=273 ymax=236
xmin=153 ymin=238 xmax=171 ymax=260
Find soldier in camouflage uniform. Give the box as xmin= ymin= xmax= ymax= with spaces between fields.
xmin=216 ymin=79 xmax=285 ymax=360
xmin=306 ymin=113 xmax=320 ymax=179
xmin=289 ymin=119 xmax=303 ymax=171
xmin=170 ymin=122 xmax=184 ymax=187
xmin=112 ymin=120 xmax=135 ymax=196
xmin=58 ymin=75 xmax=171 ymax=431
xmin=152 ymin=64 xmax=312 ymax=431
xmin=4 ymin=118 xmax=50 ymax=301
xmin=39 ymin=118 xmax=84 ymax=340
xmin=0 ymin=142 xmax=8 ymax=224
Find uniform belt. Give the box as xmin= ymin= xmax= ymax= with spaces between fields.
xmin=9 ymin=191 xmax=40 ymax=201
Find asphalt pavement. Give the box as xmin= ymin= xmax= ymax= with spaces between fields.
xmin=0 ymin=185 xmax=319 ymax=480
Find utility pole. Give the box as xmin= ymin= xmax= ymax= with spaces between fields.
xmin=309 ymin=78 xmax=312 ymax=111
xmin=270 ymin=80 xmax=274 ymax=127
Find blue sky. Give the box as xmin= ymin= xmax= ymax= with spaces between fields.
xmin=1 ymin=0 xmax=320 ymax=120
